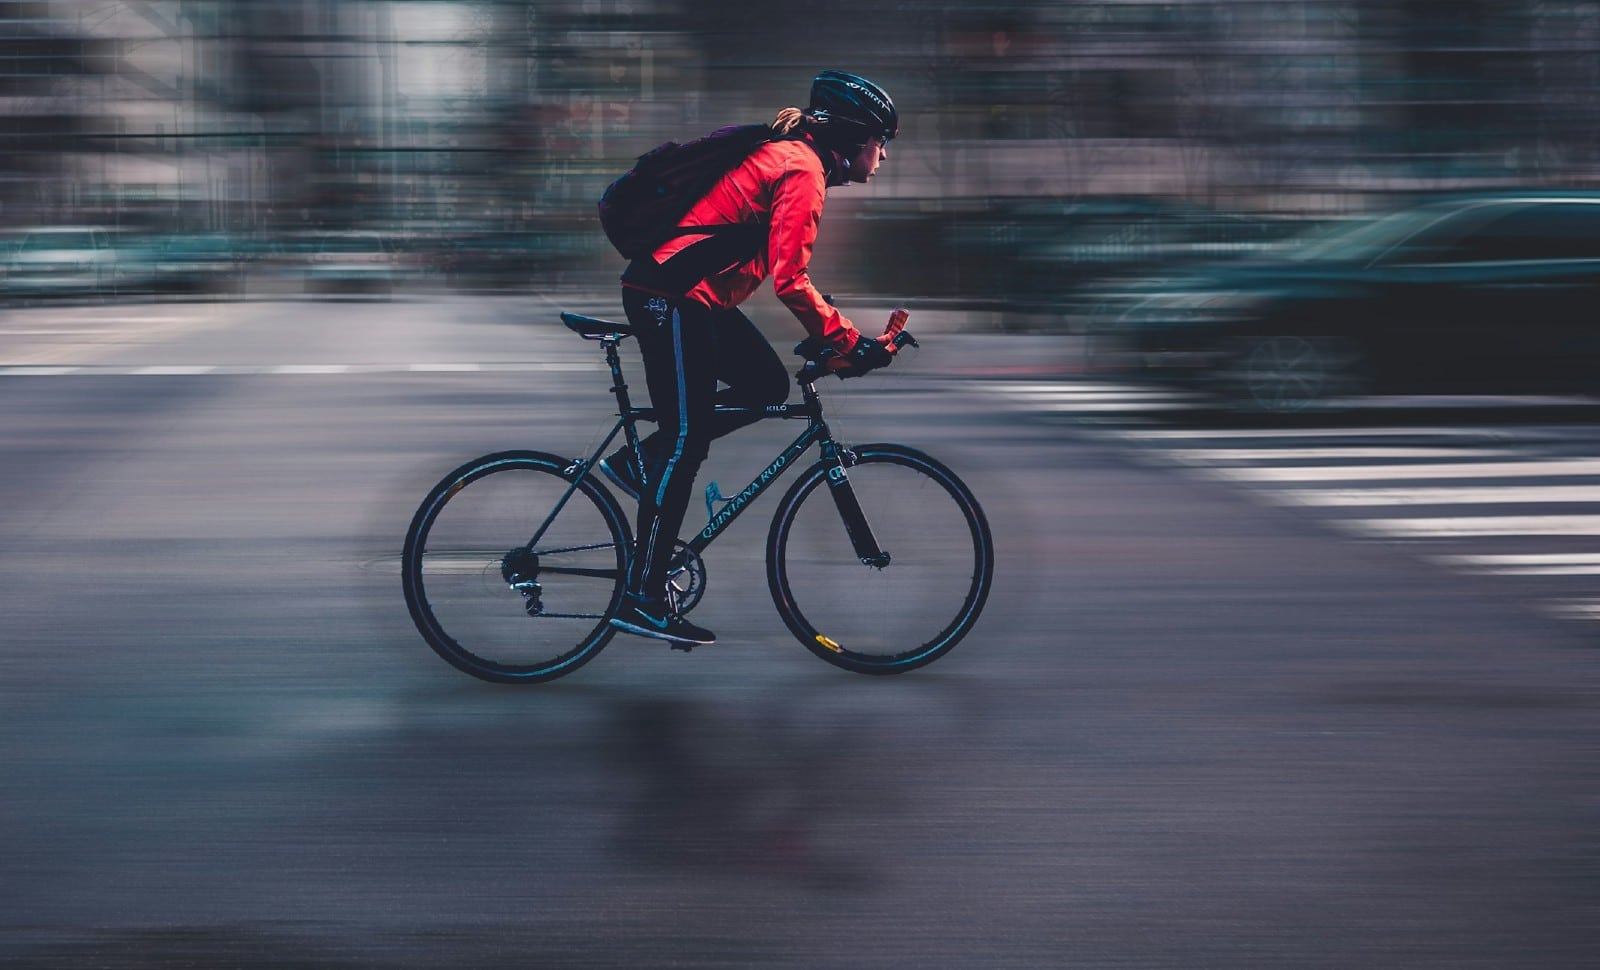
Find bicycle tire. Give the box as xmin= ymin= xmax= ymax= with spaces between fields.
xmin=766 ymin=444 xmax=993 ymax=674
xmin=402 ymin=450 xmax=631 ymax=684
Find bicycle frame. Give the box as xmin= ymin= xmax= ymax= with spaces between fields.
xmin=523 ymin=333 xmax=888 ymax=569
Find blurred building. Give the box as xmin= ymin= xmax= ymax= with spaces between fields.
xmin=3 ymin=1 xmax=1599 ymax=299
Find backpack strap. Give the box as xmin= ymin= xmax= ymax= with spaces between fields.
xmin=648 ymin=221 xmax=750 ymax=249
xmin=622 ymin=222 xmax=768 ymax=296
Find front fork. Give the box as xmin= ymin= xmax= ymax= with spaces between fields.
xmin=820 ymin=441 xmax=889 ymax=568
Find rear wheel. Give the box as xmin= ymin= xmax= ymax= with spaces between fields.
xmin=766 ymin=444 xmax=993 ymax=674
xmin=402 ymin=451 xmax=630 ymax=684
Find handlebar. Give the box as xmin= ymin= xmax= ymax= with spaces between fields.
xmin=793 ymin=330 xmax=919 ymax=383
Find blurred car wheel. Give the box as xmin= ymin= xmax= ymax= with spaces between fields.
xmin=1223 ymin=335 xmax=1368 ymax=413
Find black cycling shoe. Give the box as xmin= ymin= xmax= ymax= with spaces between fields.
xmin=597 ymin=445 xmax=644 ymax=502
xmin=609 ymin=593 xmax=716 ymax=647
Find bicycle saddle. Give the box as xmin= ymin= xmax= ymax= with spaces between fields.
xmin=561 ymin=312 xmax=634 ymax=339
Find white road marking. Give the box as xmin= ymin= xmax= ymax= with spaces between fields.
xmin=1340 ymin=515 xmax=1600 ymax=538
xmin=272 ymin=364 xmax=351 ymax=374
xmin=1265 ymin=485 xmax=1600 ymax=507
xmin=29 ymin=315 xmax=194 ymax=325
xmin=1430 ymin=554 xmax=1600 ymax=576
xmin=1034 ymin=400 xmax=1197 ymax=412
xmin=134 ymin=365 xmax=218 ymax=375
xmin=1005 ymin=388 xmax=1189 ymax=402
xmin=1164 ymin=446 xmax=1515 ymax=463
xmin=998 ymin=381 xmax=1174 ymax=397
xmin=4 ymin=329 xmax=125 ymax=336
xmin=986 ymin=381 xmax=1201 ymax=409
xmin=1544 ymin=599 xmax=1600 ymax=618
xmin=1112 ymin=426 xmax=1513 ymax=440
xmin=0 ymin=360 xmax=606 ymax=377
xmin=1200 ymin=459 xmax=1600 ymax=482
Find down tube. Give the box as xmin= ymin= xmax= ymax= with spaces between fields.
xmin=688 ymin=425 xmax=822 ymax=555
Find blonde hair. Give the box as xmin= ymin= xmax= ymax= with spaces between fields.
xmin=771 ymin=106 xmax=806 ymax=136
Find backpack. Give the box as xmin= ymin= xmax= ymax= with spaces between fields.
xmin=598 ymin=124 xmax=774 ymax=261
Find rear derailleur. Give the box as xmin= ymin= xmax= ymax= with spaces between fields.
xmin=501 ymin=547 xmax=543 ymax=616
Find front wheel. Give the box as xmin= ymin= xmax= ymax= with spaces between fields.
xmin=402 ymin=451 xmax=631 ymax=684
xmin=767 ymin=444 xmax=994 ymax=674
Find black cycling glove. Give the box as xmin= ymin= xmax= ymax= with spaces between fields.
xmin=837 ymin=335 xmax=892 ymax=378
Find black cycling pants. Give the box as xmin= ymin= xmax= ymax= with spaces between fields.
xmin=622 ymin=287 xmax=789 ymax=598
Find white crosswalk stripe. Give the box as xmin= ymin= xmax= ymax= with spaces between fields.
xmin=975 ymin=377 xmax=1600 ymax=625
xmin=981 ymin=380 xmax=1204 ymax=414
xmin=1197 ymin=458 xmax=1600 ymax=482
xmin=1265 ymin=485 xmax=1600 ymax=507
xmin=1430 ymin=554 xmax=1600 ymax=576
xmin=1545 ymin=599 xmax=1600 ymax=618
xmin=1162 ymin=445 xmax=1519 ymax=462
xmin=1340 ymin=516 xmax=1600 ymax=538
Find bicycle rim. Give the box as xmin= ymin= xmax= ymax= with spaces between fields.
xmin=402 ymin=451 xmax=629 ymax=683
xmin=767 ymin=445 xmax=993 ymax=674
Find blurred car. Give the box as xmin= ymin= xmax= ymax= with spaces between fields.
xmin=0 ymin=226 xmax=142 ymax=301
xmin=148 ymin=232 xmax=251 ymax=296
xmin=952 ymin=197 xmax=1302 ymax=315
xmin=269 ymin=230 xmax=403 ymax=297
xmin=1088 ymin=193 xmax=1600 ymax=410
xmin=435 ymin=225 xmax=610 ymax=292
xmin=436 ymin=231 xmax=546 ymax=291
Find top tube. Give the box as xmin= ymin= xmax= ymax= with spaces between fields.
xmin=712 ymin=402 xmax=819 ymax=420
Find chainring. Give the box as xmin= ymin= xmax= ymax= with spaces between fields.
xmin=665 ymin=542 xmax=707 ymax=615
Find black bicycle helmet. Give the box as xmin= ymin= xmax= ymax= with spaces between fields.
xmin=807 ymin=70 xmax=898 ymax=149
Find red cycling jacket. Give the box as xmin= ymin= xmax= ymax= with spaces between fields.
xmin=629 ymin=135 xmax=862 ymax=354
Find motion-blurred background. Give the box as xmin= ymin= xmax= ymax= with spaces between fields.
xmin=4 ymin=0 xmax=1598 ymax=318
xmin=9 ymin=7 xmax=1600 ymax=967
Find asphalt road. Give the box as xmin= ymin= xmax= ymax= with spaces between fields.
xmin=2 ymin=297 xmax=1597 ymax=968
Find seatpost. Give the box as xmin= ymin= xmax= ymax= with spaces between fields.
xmin=603 ymin=339 xmax=635 ymax=414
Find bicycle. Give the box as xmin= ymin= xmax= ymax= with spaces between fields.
xmin=401 ymin=310 xmax=994 ymax=684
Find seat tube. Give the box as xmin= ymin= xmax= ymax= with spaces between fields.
xmin=604 ymin=341 xmax=630 ymax=408
xmin=603 ymin=340 xmax=644 ymax=454
xmin=818 ymin=438 xmax=889 ymax=567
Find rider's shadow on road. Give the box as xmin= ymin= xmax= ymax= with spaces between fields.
xmin=602 ymin=683 xmax=988 ymax=891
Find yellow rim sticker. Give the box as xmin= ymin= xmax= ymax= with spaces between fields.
xmin=815 ymin=634 xmax=842 ymax=653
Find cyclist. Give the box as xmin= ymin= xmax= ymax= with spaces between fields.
xmin=601 ymin=70 xmax=905 ymax=647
